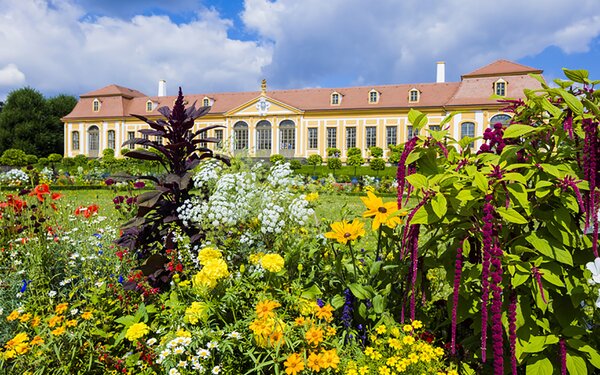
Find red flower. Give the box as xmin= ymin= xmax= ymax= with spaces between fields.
xmin=29 ymin=184 xmax=51 ymax=202
xmin=51 ymin=192 xmax=63 ymax=200
xmin=74 ymin=204 xmax=99 ymax=218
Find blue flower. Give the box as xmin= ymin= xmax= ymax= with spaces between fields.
xmin=93 ymin=233 xmax=102 ymax=239
xmin=118 ymin=275 xmax=124 ymax=284
xmin=20 ymin=279 xmax=30 ymax=293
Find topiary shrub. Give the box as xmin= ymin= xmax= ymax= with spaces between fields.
xmin=387 ymin=144 xmax=403 ymax=164
xmin=269 ymin=154 xmax=285 ymax=164
xmin=25 ymin=154 xmax=38 ymax=165
xmin=347 ymin=154 xmax=364 ymax=176
xmin=37 ymin=157 xmax=50 ymax=168
xmin=289 ymin=159 xmax=302 ymax=170
xmin=347 ymin=147 xmax=362 ymax=157
xmin=327 ymin=157 xmax=342 ymax=175
xmin=327 ymin=147 xmax=341 ymax=157
xmin=306 ymin=154 xmax=323 ymax=175
xmin=369 ymin=157 xmax=385 ymax=176
xmin=369 ymin=146 xmax=383 ymax=158
xmin=0 ymin=148 xmax=27 ymax=167
xmin=73 ymin=154 xmax=88 ymax=166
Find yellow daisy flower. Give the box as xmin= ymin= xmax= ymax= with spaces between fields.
xmin=361 ymin=191 xmax=405 ymax=230
xmin=324 ymin=219 xmax=365 ymax=244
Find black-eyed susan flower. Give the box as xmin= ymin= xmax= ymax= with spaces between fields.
xmin=361 ymin=191 xmax=405 ymax=230
xmin=324 ymin=219 xmax=365 ymax=244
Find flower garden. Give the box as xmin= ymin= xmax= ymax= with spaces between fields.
xmin=2 ymin=70 xmax=600 ymax=374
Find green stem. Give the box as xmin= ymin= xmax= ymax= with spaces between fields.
xmin=348 ymin=241 xmax=358 ymax=281
xmin=375 ymin=226 xmax=383 ymax=262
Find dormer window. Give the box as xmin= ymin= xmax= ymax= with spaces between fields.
xmin=203 ymin=97 xmax=211 ymax=107
xmin=92 ymin=99 xmax=100 ymax=112
xmin=494 ymin=80 xmax=506 ymax=96
xmin=369 ymin=90 xmax=379 ymax=103
xmin=146 ymin=100 xmax=153 ymax=112
xmin=331 ymin=92 xmax=340 ymax=105
xmin=409 ymin=89 xmax=420 ymax=103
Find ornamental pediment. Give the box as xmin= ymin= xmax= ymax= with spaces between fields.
xmin=225 ymin=96 xmax=303 ymax=117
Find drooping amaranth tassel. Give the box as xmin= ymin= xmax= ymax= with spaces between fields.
xmin=451 ymin=242 xmax=464 ymax=356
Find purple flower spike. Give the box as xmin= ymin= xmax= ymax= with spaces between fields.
xmin=451 ymin=242 xmax=464 ymax=356
xmin=531 ymin=266 xmax=547 ymax=304
xmin=560 ymin=339 xmax=567 ymax=375
xmin=508 ymin=288 xmax=517 ymax=375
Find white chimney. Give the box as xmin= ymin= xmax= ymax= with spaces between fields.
xmin=158 ymin=80 xmax=167 ymax=97
xmin=436 ymin=61 xmax=445 ymax=83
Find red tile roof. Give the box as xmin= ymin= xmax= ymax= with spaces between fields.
xmin=63 ymin=60 xmax=544 ymax=120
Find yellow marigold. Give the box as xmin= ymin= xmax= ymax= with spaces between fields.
xmin=18 ymin=313 xmax=31 ymax=323
xmin=324 ymin=219 xmax=365 ymax=244
xmin=6 ymin=310 xmax=20 ymax=321
xmin=185 ymin=301 xmax=209 ymax=325
xmin=176 ymin=329 xmax=192 ymax=338
xmin=284 ymin=352 xmax=305 ymax=375
xmin=30 ymin=316 xmax=41 ymax=327
xmin=391 ymin=327 xmax=401 ymax=337
xmin=375 ymin=325 xmax=387 ymax=334
xmin=249 ymin=252 xmax=265 ymax=265
xmin=48 ymin=315 xmax=64 ymax=328
xmin=250 ymin=317 xmax=285 ymax=347
xmin=66 ymin=319 xmax=78 ymax=327
xmin=198 ymin=247 xmax=222 ymax=266
xmin=378 ymin=365 xmax=391 ymax=375
xmin=81 ymin=311 xmax=93 ymax=320
xmin=260 ymin=253 xmax=285 ymax=273
xmin=321 ymin=348 xmax=340 ymax=369
xmin=13 ymin=343 xmax=29 ymax=355
xmin=305 ymin=192 xmax=319 ymax=202
xmin=125 ymin=322 xmax=150 ymax=342
xmin=388 ymin=338 xmax=402 ymax=350
xmin=6 ymin=332 xmax=28 ymax=348
xmin=315 ymin=304 xmax=334 ymax=322
xmin=51 ymin=326 xmax=66 ymax=336
xmin=326 ymin=326 xmax=337 ymax=337
xmin=402 ymin=335 xmax=415 ymax=345
xmin=55 ymin=303 xmax=68 ymax=315
xmin=307 ymin=352 xmax=322 ymax=372
xmin=411 ymin=320 xmax=423 ymax=329
xmin=192 ymin=258 xmax=230 ymax=290
xmin=255 ymin=300 xmax=281 ymax=319
xmin=359 ymin=366 xmax=370 ymax=375
xmin=30 ymin=336 xmax=44 ymax=346
xmin=403 ymin=324 xmax=413 ymax=332
xmin=305 ymin=326 xmax=324 ymax=346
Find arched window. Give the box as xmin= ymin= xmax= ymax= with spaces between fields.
xmin=279 ymin=120 xmax=296 ymax=156
xmin=489 ymin=114 xmax=511 ymax=128
xmin=409 ymin=89 xmax=419 ymax=102
xmin=331 ymin=92 xmax=340 ymax=105
xmin=233 ymin=121 xmax=249 ymax=151
xmin=146 ymin=101 xmax=153 ymax=112
xmin=72 ymin=131 xmax=80 ymax=150
xmin=461 ymin=122 xmax=475 ymax=147
xmin=369 ymin=90 xmax=379 ymax=103
xmin=92 ymin=99 xmax=100 ymax=112
xmin=203 ymin=97 xmax=210 ymax=107
xmin=494 ymin=80 xmax=507 ymax=96
xmin=256 ymin=120 xmax=272 ymax=152
xmin=88 ymin=125 xmax=99 ymax=157
xmin=107 ymin=130 xmax=115 ymax=150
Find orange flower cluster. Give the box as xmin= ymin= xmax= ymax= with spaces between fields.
xmin=74 ymin=204 xmax=99 ymax=218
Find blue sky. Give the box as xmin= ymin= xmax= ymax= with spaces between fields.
xmin=1 ymin=0 xmax=600 ymax=100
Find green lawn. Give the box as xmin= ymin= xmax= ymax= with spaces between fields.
xmin=296 ymin=165 xmax=397 ymax=178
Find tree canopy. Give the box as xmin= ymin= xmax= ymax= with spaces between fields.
xmin=0 ymin=87 xmax=77 ymax=157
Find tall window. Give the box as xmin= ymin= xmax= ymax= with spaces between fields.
xmin=308 ymin=128 xmax=318 ymax=149
xmin=279 ymin=120 xmax=296 ymax=151
xmin=489 ymin=114 xmax=511 ymax=128
xmin=142 ymin=133 xmax=149 ymax=149
xmin=461 ymin=122 xmax=475 ymax=147
xmin=256 ymin=120 xmax=272 ymax=150
xmin=409 ymin=89 xmax=419 ymax=102
xmin=429 ymin=125 xmax=441 ymax=132
xmin=366 ymin=127 xmax=377 ymax=148
xmin=214 ymin=129 xmax=223 ymax=148
xmin=386 ymin=126 xmax=397 ymax=146
xmin=327 ymin=127 xmax=337 ymax=149
xmin=407 ymin=126 xmax=419 ymax=140
xmin=233 ymin=121 xmax=248 ymax=150
xmin=107 ymin=130 xmax=115 ymax=150
xmin=346 ymin=127 xmax=356 ymax=149
xmin=369 ymin=91 xmax=378 ymax=103
xmin=88 ymin=126 xmax=99 ymax=157
xmin=127 ymin=131 xmax=135 ymax=149
xmin=203 ymin=98 xmax=210 ymax=107
xmin=72 ymin=131 xmax=80 ymax=150
xmin=331 ymin=93 xmax=339 ymax=105
xmin=92 ymin=99 xmax=100 ymax=112
xmin=156 ymin=135 xmax=163 ymax=145
xmin=495 ymin=81 xmax=506 ymax=96
xmin=146 ymin=101 xmax=153 ymax=112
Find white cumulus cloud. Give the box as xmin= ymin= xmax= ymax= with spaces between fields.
xmin=0 ymin=64 xmax=26 ymax=87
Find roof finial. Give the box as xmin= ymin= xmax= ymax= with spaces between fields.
xmin=261 ymin=78 xmax=267 ymax=94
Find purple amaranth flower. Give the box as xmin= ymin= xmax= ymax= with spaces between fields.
xmin=480 ymin=194 xmax=495 ymax=362
xmin=559 ymin=339 xmax=567 ymax=375
xmin=563 ymin=110 xmax=574 ymax=139
xmin=105 ymin=178 xmax=115 ymax=186
xmin=409 ymin=224 xmax=420 ymax=321
xmin=582 ymin=119 xmax=599 ymax=257
xmin=531 ymin=266 xmax=547 ymax=304
xmin=508 ymin=287 xmax=517 ymax=375
xmin=404 ymin=165 xmax=416 ymax=207
xmin=455 ymin=158 xmax=469 ymax=172
xmin=133 ymin=181 xmax=146 ymax=189
xmin=490 ymin=243 xmax=504 ymax=375
xmin=451 ymin=242 xmax=464 ymax=356
xmin=397 ymin=137 xmax=418 ymax=209
xmin=558 ymin=176 xmax=586 ymax=216
xmin=498 ymin=98 xmax=525 ymax=113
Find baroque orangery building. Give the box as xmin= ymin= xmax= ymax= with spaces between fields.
xmin=62 ymin=60 xmax=543 ymax=159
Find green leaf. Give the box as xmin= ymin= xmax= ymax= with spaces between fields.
xmin=540 ymin=267 xmax=564 ymax=287
xmin=115 ymin=315 xmax=135 ymax=327
xmin=409 ymin=203 xmax=440 ymax=225
xmin=502 ymin=173 xmax=528 ymax=185
xmin=473 ymin=171 xmax=488 ymax=193
xmin=331 ymin=294 xmax=345 ymax=309
xmin=503 ymin=124 xmax=536 ymax=139
xmin=496 ymin=207 xmax=528 ymax=224
xmin=525 ymin=232 xmax=573 ymax=266
xmin=349 ymin=283 xmax=372 ymax=300
xmin=408 ymin=108 xmax=428 ymax=130
xmin=541 ymin=98 xmax=563 ymax=118
xmin=372 ymin=295 xmax=384 ymax=314
xmin=522 ymin=335 xmax=559 ymax=353
xmin=507 ymin=183 xmax=530 ymax=214
xmin=567 ymin=353 xmax=588 ymax=375
xmin=540 ymin=164 xmax=560 ymax=177
xmin=559 ymin=90 xmax=584 ymax=115
xmin=405 ymin=174 xmax=428 ymax=190
xmin=526 ymin=357 xmax=553 ymax=374
xmin=562 ymin=68 xmax=589 ymax=84
xmin=568 ymin=339 xmax=600 ymax=369
xmin=431 ymin=193 xmax=447 ymax=218
xmin=301 ymin=285 xmax=322 ymax=299
xmin=456 ymin=188 xmax=479 ymax=202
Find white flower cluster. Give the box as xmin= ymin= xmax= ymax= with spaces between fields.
xmin=586 ymin=257 xmax=600 ymax=308
xmin=266 ymin=162 xmax=300 ymax=187
xmin=157 ymin=336 xmax=222 ymax=374
xmin=39 ymin=167 xmax=54 ymax=181
xmin=258 ymin=203 xmax=285 ymax=234
xmin=0 ymin=169 xmax=29 ymax=186
xmin=193 ymin=159 xmax=223 ymax=191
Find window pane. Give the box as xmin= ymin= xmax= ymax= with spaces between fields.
xmin=366 ymin=127 xmax=376 ymax=148
xmin=233 ymin=121 xmax=249 ymax=150
xmin=107 ymin=130 xmax=115 ymax=150
xmin=489 ymin=114 xmax=511 ymax=128
xmin=256 ymin=121 xmax=272 ymax=150
xmin=386 ymin=126 xmax=397 ymax=146
xmin=128 ymin=131 xmax=135 ymax=149
xmin=327 ymin=127 xmax=337 ymax=149
xmin=346 ymin=127 xmax=356 ymax=149
xmin=461 ymin=122 xmax=475 ymax=147
xmin=279 ymin=123 xmax=295 ymax=150
xmin=407 ymin=126 xmax=419 ymax=140
xmin=429 ymin=125 xmax=441 ymax=132
xmin=308 ymin=128 xmax=318 ymax=149
xmin=72 ymin=131 xmax=79 ymax=150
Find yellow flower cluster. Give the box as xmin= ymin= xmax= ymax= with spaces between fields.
xmin=1 ymin=309 xmax=47 ymax=359
xmin=260 ymin=253 xmax=285 ymax=273
xmin=184 ymin=301 xmax=209 ymax=325
xmin=305 ymin=192 xmax=319 ymax=202
xmin=250 ymin=300 xmax=285 ymax=347
xmin=192 ymin=247 xmax=229 ymax=290
xmin=344 ymin=320 xmax=452 ymax=375
xmin=125 ymin=322 xmax=150 ymax=342
xmin=284 ymin=348 xmax=340 ymax=374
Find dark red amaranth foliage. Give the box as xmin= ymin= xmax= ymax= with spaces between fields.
xmin=531 ymin=266 xmax=547 ymax=304
xmin=490 ymin=242 xmax=504 ymax=375
xmin=582 ymin=119 xmax=599 ymax=257
xmin=508 ymin=287 xmax=517 ymax=375
xmin=404 ymin=165 xmax=416 ymax=207
xmin=560 ymin=338 xmax=567 ymax=375
xmin=498 ymin=98 xmax=525 ymax=113
xmin=451 ymin=242 xmax=464 ymax=356
xmin=480 ymin=194 xmax=495 ymax=362
xmin=397 ymin=137 xmax=418 ymax=209
xmin=563 ymin=110 xmax=574 ymax=139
